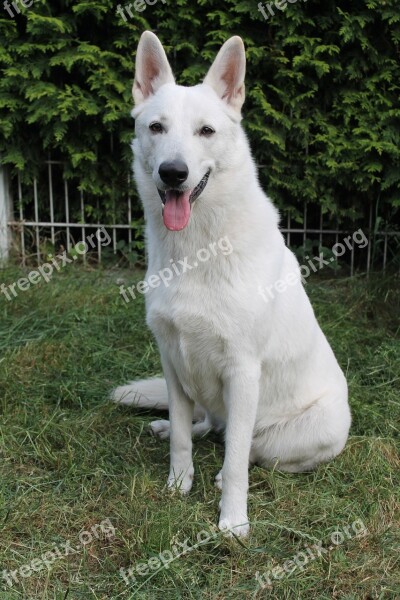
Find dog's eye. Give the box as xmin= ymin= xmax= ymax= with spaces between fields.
xmin=149 ymin=122 xmax=163 ymax=133
xmin=199 ymin=126 xmax=215 ymax=137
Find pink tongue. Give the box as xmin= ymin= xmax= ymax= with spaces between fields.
xmin=163 ymin=190 xmax=191 ymax=231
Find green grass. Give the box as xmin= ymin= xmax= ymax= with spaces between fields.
xmin=0 ymin=266 xmax=399 ymax=599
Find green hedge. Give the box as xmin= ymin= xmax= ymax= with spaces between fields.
xmin=0 ymin=0 xmax=399 ymax=226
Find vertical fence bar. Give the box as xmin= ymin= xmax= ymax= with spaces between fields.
xmin=350 ymin=243 xmax=355 ymax=277
xmin=112 ymin=198 xmax=117 ymax=255
xmin=335 ymin=219 xmax=339 ymax=247
xmin=80 ymin=189 xmax=86 ymax=265
xmin=335 ymin=217 xmax=339 ymax=276
xmin=128 ymin=196 xmax=132 ymax=251
xmin=287 ymin=212 xmax=291 ymax=248
xmin=128 ymin=173 xmax=132 ymax=253
xmin=18 ymin=173 xmax=25 ymax=266
xmin=366 ymin=203 xmax=373 ymax=275
xmin=33 ymin=176 xmax=40 ymax=264
xmin=48 ymin=160 xmax=55 ymax=246
xmin=303 ymin=203 xmax=307 ymax=251
xmin=0 ymin=164 xmax=12 ymax=264
xmin=96 ymin=199 xmax=101 ymax=263
xmin=64 ymin=178 xmax=70 ymax=253
xmin=319 ymin=209 xmax=323 ymax=250
xmin=383 ymin=234 xmax=388 ymax=271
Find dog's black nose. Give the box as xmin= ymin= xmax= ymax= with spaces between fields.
xmin=158 ymin=160 xmax=189 ymax=187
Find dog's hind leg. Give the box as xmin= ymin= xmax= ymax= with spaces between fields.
xmin=251 ymin=391 xmax=351 ymax=473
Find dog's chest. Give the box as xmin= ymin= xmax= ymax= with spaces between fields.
xmin=147 ymin=291 xmax=227 ymax=405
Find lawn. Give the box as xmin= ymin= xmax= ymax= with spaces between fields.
xmin=0 ymin=266 xmax=399 ymax=599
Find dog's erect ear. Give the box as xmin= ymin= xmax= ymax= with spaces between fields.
xmin=133 ymin=31 xmax=175 ymax=105
xmin=203 ymin=36 xmax=246 ymax=113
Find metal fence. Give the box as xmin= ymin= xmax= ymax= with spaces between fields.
xmin=0 ymin=160 xmax=399 ymax=274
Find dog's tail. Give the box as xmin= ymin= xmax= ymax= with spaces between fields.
xmin=111 ymin=377 xmax=168 ymax=410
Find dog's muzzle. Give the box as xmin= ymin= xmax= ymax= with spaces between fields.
xmin=157 ymin=170 xmax=211 ymax=232
xmin=157 ymin=169 xmax=211 ymax=206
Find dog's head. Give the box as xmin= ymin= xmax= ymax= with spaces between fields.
xmin=132 ymin=31 xmax=246 ymax=231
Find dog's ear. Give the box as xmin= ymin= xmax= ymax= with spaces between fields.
xmin=133 ymin=31 xmax=175 ymax=105
xmin=204 ymin=36 xmax=246 ymax=113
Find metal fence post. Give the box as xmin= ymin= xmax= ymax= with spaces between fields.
xmin=0 ymin=163 xmax=12 ymax=265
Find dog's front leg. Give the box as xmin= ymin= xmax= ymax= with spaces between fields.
xmin=163 ymin=360 xmax=195 ymax=495
xmin=219 ymin=365 xmax=260 ymax=537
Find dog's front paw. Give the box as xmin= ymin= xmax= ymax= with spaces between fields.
xmin=167 ymin=465 xmax=194 ymax=495
xmin=218 ymin=515 xmax=249 ymax=538
xmin=218 ymin=499 xmax=249 ymax=537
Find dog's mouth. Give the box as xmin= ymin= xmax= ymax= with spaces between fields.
xmin=157 ymin=170 xmax=211 ymax=231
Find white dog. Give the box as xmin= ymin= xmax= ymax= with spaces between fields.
xmin=112 ymin=32 xmax=351 ymax=537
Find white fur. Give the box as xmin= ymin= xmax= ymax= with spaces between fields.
xmin=112 ymin=32 xmax=351 ymax=537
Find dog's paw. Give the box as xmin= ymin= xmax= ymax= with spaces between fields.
xmin=167 ymin=465 xmax=194 ymax=495
xmin=218 ymin=499 xmax=249 ymax=537
xmin=214 ymin=470 xmax=223 ymax=491
xmin=218 ymin=516 xmax=250 ymax=538
xmin=150 ymin=419 xmax=170 ymax=439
